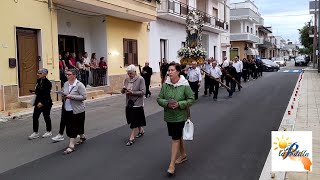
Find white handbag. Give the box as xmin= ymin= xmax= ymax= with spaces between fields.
xmin=183 ymin=106 xmax=194 ymax=141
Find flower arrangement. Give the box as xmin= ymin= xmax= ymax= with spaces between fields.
xmin=178 ymin=47 xmax=207 ymax=58
xmin=178 ymin=10 xmax=206 ymax=65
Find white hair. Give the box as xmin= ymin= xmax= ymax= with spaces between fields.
xmin=126 ymin=64 xmax=136 ymax=72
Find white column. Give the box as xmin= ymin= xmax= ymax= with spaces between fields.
xmin=240 ymin=21 xmax=244 ymax=33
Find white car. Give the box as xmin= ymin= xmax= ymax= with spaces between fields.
xmin=273 ymin=57 xmax=286 ymax=67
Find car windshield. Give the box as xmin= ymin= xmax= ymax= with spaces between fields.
xmin=261 ymin=59 xmax=273 ymax=65
xmin=295 ymin=56 xmax=304 ymax=60
xmin=274 ymin=57 xmax=284 ymax=61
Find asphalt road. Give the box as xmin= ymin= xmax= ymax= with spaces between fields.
xmin=0 ymin=64 xmax=300 ymax=180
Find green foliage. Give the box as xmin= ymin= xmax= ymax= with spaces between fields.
xmin=299 ymin=25 xmax=313 ymax=54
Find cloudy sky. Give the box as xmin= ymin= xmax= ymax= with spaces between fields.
xmin=230 ymin=0 xmax=313 ymax=42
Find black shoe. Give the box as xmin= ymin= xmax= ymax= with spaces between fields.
xmin=135 ymin=131 xmax=145 ymax=138
xmin=126 ymin=139 xmax=135 ymax=146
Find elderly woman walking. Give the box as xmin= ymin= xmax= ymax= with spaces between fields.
xmin=28 ymin=68 xmax=53 ymax=140
xmin=157 ymin=63 xmax=195 ymax=176
xmin=121 ymin=64 xmax=146 ymax=146
xmin=61 ymin=69 xmax=87 ymax=155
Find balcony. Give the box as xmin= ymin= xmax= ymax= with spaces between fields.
xmin=257 ymin=38 xmax=272 ymax=48
xmin=53 ymin=0 xmax=157 ymax=22
xmin=157 ymin=0 xmax=228 ymax=33
xmin=230 ymin=33 xmax=259 ymax=43
xmin=230 ymin=8 xmax=261 ymax=23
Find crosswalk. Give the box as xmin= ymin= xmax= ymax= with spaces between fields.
xmin=281 ymin=70 xmax=302 ymax=73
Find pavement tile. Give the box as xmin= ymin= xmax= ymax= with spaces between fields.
xmin=285 ymin=172 xmax=307 ymax=180
xmin=307 ymin=173 xmax=320 ymax=180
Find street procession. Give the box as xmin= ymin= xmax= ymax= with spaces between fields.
xmin=2 ymin=0 xmax=316 ymax=179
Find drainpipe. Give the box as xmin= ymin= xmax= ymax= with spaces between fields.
xmin=49 ymin=0 xmax=55 ymax=71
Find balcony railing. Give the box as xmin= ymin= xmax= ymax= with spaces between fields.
xmin=157 ymin=0 xmax=228 ymax=31
xmin=230 ymin=33 xmax=259 ymax=43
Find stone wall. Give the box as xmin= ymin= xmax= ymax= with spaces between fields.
xmin=3 ymin=85 xmax=19 ymax=110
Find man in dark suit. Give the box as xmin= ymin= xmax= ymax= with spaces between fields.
xmin=141 ymin=62 xmax=153 ymax=98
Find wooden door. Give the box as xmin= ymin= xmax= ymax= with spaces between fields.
xmin=17 ymin=29 xmax=39 ymax=96
xmin=123 ymin=39 xmax=138 ymax=66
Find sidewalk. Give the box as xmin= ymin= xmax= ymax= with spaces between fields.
xmin=284 ymin=68 xmax=320 ymax=180
xmin=259 ymin=67 xmax=320 ymax=180
xmin=0 ymin=82 xmax=162 ymax=122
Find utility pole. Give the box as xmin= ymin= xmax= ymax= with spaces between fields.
xmin=314 ymin=0 xmax=317 ymax=68
xmin=318 ymin=0 xmax=320 ymax=72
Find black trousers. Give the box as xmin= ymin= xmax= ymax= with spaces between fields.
xmin=242 ymin=70 xmax=248 ymax=82
xmin=204 ymin=75 xmax=213 ymax=95
xmin=212 ymin=80 xmax=219 ymax=99
xmin=189 ymin=81 xmax=199 ymax=100
xmin=145 ymin=79 xmax=151 ymax=97
xmin=33 ymin=105 xmax=52 ymax=133
xmin=59 ymin=108 xmax=67 ymax=135
xmin=226 ymin=78 xmax=236 ymax=96
xmin=65 ymin=111 xmax=85 ymax=138
xmin=235 ymin=73 xmax=241 ymax=91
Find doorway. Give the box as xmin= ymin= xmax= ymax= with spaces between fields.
xmin=16 ymin=28 xmax=39 ymax=96
xmin=160 ymin=39 xmax=167 ymax=62
xmin=58 ymin=35 xmax=85 ymax=58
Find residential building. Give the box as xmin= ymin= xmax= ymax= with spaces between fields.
xmin=150 ymin=0 xmax=230 ymax=75
xmin=0 ymin=0 xmax=157 ymax=111
xmin=229 ymin=0 xmax=262 ymax=60
xmin=0 ymin=0 xmax=59 ymax=111
xmin=256 ymin=25 xmax=272 ymax=58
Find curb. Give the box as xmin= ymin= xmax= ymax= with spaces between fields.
xmin=0 ymin=86 xmax=162 ymax=123
xmin=259 ymin=71 xmax=304 ymax=180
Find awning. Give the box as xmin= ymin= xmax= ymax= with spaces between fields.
xmin=245 ymin=48 xmax=259 ymax=56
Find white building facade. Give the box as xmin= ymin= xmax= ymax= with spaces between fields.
xmin=149 ymin=0 xmax=230 ymax=72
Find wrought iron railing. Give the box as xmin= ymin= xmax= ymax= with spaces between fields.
xmin=158 ymin=0 xmax=228 ymax=31
xmin=60 ymin=68 xmax=108 ymax=87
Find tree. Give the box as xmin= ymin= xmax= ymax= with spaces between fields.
xmin=299 ymin=24 xmax=313 ymax=54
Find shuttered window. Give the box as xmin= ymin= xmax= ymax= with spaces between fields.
xmin=123 ymin=39 xmax=138 ymax=66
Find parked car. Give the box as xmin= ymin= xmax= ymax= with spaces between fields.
xmin=283 ymin=56 xmax=289 ymax=61
xmin=261 ymin=59 xmax=280 ymax=72
xmin=273 ymin=57 xmax=286 ymax=67
xmin=295 ymin=56 xmax=307 ymax=66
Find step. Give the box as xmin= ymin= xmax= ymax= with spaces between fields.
xmin=87 ymin=90 xmax=105 ymax=100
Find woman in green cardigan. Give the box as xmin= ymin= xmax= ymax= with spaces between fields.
xmin=157 ymin=62 xmax=195 ymax=176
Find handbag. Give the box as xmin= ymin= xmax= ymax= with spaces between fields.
xmin=126 ymin=97 xmax=139 ymax=109
xmin=183 ymin=105 xmax=194 ymax=141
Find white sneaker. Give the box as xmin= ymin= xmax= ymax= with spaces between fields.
xmin=42 ymin=131 xmax=52 ymax=138
xmin=28 ymin=132 xmax=40 ymax=140
xmin=52 ymin=134 xmax=64 ymax=142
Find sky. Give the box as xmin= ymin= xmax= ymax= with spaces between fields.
xmin=230 ymin=0 xmax=313 ymax=42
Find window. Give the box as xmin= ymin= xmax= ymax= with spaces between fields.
xmin=123 ymin=39 xmax=138 ymax=66
xmin=212 ymin=7 xmax=218 ymax=17
xmin=181 ymin=42 xmax=186 ymax=47
xmin=247 ymin=26 xmax=249 ymax=33
xmin=251 ymin=28 xmax=253 ymax=34
xmin=230 ymin=48 xmax=239 ymax=59
xmin=160 ymin=39 xmax=168 ymax=62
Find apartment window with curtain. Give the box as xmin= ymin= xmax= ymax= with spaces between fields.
xmin=123 ymin=39 xmax=138 ymax=66
xmin=247 ymin=26 xmax=249 ymax=33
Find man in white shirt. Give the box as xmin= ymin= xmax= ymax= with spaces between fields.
xmin=221 ymin=56 xmax=229 ymax=84
xmin=83 ymin=52 xmax=91 ymax=87
xmin=203 ymin=59 xmax=213 ymax=96
xmin=187 ymin=61 xmax=202 ymax=100
xmin=210 ymin=60 xmax=222 ymax=101
xmin=233 ymin=57 xmax=242 ymax=91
